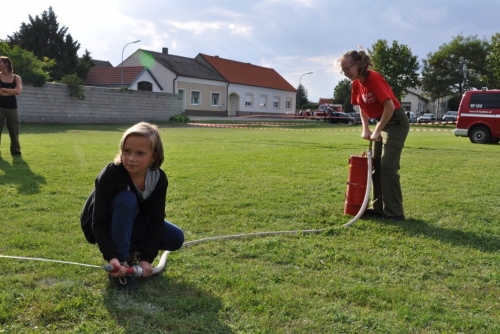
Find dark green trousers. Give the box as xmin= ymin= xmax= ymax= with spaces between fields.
xmin=371 ymin=108 xmax=409 ymax=217
xmin=0 ymin=107 xmax=21 ymax=156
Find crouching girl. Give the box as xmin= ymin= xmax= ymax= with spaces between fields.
xmin=81 ymin=122 xmax=184 ymax=290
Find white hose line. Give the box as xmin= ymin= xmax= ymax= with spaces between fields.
xmin=152 ymin=149 xmax=373 ymax=275
xmin=0 ymin=255 xmax=102 ymax=268
xmin=1 ymin=150 xmax=373 ymax=277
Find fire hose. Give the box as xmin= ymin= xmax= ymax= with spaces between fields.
xmin=0 ymin=143 xmax=373 ymax=277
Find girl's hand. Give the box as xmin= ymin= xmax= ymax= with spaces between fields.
xmin=361 ymin=129 xmax=372 ymax=140
xmin=108 ymin=258 xmax=128 ymax=277
xmin=370 ymin=130 xmax=382 ymax=142
xmin=139 ymin=261 xmax=153 ymax=277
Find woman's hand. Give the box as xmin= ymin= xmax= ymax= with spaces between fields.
xmin=107 ymin=258 xmax=128 ymax=277
xmin=361 ymin=128 xmax=372 ymax=140
xmin=370 ymin=130 xmax=382 ymax=142
xmin=139 ymin=261 xmax=153 ymax=277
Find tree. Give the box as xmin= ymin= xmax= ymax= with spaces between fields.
xmin=421 ymin=34 xmax=489 ymax=100
xmin=332 ymin=79 xmax=354 ymax=113
xmin=447 ymin=95 xmax=461 ymax=111
xmin=76 ymin=49 xmax=95 ymax=80
xmin=7 ymin=7 xmax=81 ymax=81
xmin=485 ymin=33 xmax=500 ymax=89
xmin=0 ymin=41 xmax=53 ymax=86
xmin=368 ymin=40 xmax=420 ymax=101
xmin=296 ymin=84 xmax=308 ymax=109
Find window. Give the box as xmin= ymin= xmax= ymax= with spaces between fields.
xmin=286 ymin=99 xmax=292 ymax=109
xmin=245 ymin=94 xmax=253 ymax=107
xmin=259 ymin=95 xmax=267 ymax=108
xmin=137 ymin=81 xmax=153 ymax=91
xmin=273 ymin=96 xmax=280 ymax=109
xmin=191 ymin=91 xmax=200 ymax=105
xmin=469 ymin=93 xmax=500 ymax=109
xmin=401 ymin=102 xmax=411 ymax=111
xmin=212 ymin=93 xmax=220 ymax=106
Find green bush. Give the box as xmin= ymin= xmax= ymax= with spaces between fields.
xmin=61 ymin=74 xmax=85 ymax=100
xmin=170 ymin=113 xmax=190 ymax=122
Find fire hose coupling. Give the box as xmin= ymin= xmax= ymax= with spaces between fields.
xmin=102 ymin=264 xmax=144 ymax=277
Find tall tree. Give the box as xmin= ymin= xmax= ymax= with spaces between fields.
xmin=296 ymin=84 xmax=308 ymax=108
xmin=485 ymin=33 xmax=500 ymax=89
xmin=7 ymin=7 xmax=81 ymax=81
xmin=368 ymin=40 xmax=420 ymax=101
xmin=332 ymin=79 xmax=354 ymax=113
xmin=0 ymin=41 xmax=53 ymax=86
xmin=421 ymin=34 xmax=489 ymax=99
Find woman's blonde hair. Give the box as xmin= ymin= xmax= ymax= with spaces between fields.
xmin=335 ymin=49 xmax=373 ymax=77
xmin=114 ymin=122 xmax=164 ymax=170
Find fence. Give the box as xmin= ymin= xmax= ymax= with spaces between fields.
xmin=17 ymin=83 xmax=182 ymax=124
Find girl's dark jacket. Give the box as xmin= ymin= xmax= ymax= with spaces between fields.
xmin=80 ymin=163 xmax=167 ymax=264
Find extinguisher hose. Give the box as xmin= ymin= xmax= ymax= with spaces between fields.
xmin=147 ymin=142 xmax=374 ymax=275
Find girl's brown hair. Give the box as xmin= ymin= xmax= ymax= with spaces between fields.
xmin=0 ymin=56 xmax=14 ymax=73
xmin=114 ymin=122 xmax=164 ymax=170
xmin=336 ymin=49 xmax=373 ymax=77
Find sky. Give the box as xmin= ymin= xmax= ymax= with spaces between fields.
xmin=2 ymin=0 xmax=499 ymax=102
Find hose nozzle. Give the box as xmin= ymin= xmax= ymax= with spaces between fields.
xmin=102 ymin=264 xmax=143 ymax=277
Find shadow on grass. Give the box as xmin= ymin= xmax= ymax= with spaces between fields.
xmin=103 ymin=275 xmax=233 ymax=333
xmin=0 ymin=156 xmax=46 ymax=194
xmin=379 ymin=218 xmax=500 ymax=253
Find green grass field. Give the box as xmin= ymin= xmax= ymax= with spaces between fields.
xmin=0 ymin=121 xmax=499 ymax=333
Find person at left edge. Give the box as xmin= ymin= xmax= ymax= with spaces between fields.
xmin=0 ymin=56 xmax=23 ymax=156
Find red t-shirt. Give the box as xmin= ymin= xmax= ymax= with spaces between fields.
xmin=351 ymin=70 xmax=401 ymax=119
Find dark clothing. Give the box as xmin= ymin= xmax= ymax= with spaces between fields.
xmin=81 ymin=163 xmax=168 ymax=263
xmin=372 ymin=108 xmax=410 ymax=216
xmin=0 ymin=75 xmax=21 ymax=155
xmin=0 ymin=75 xmax=18 ymax=108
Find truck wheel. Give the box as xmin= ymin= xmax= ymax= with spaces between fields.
xmin=469 ymin=126 xmax=491 ymax=144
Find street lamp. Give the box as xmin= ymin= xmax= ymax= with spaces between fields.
xmin=121 ymin=40 xmax=141 ymax=88
xmin=297 ymin=71 xmax=313 ymax=114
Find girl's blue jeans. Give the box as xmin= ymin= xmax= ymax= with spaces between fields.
xmin=110 ymin=191 xmax=184 ymax=262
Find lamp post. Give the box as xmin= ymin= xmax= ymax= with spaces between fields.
xmin=297 ymin=71 xmax=313 ymax=115
xmin=121 ymin=40 xmax=141 ymax=88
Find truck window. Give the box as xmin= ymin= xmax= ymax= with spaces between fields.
xmin=469 ymin=93 xmax=500 ymax=109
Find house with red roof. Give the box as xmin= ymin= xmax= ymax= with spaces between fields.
xmin=85 ymin=66 xmax=163 ymax=91
xmin=196 ymin=54 xmax=296 ymax=117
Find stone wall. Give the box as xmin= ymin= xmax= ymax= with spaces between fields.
xmin=17 ymin=83 xmax=182 ymax=123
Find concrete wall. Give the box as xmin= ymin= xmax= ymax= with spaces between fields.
xmin=17 ymin=83 xmax=182 ymax=123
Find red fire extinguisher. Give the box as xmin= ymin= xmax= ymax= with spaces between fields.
xmin=344 ymin=142 xmax=373 ymax=216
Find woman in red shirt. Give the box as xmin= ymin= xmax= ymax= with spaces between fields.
xmin=337 ymin=50 xmax=410 ymax=221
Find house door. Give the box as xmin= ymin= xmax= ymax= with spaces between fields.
xmin=229 ymin=93 xmax=239 ymax=116
xmin=178 ymin=89 xmax=186 ymax=112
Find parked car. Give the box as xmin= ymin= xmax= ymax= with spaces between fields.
xmin=454 ymin=89 xmax=500 ymax=144
xmin=327 ymin=111 xmax=358 ymax=124
xmin=417 ymin=113 xmax=436 ymax=123
xmin=442 ymin=111 xmax=458 ymax=122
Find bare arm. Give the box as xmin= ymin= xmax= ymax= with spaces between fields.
xmin=0 ymin=76 xmax=23 ymax=96
xmin=370 ymin=99 xmax=395 ymax=141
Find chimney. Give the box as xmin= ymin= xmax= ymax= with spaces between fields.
xmin=162 ymin=47 xmax=168 ymax=54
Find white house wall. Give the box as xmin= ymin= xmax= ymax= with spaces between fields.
xmin=229 ymin=83 xmax=295 ymax=115
xmin=129 ymin=71 xmax=163 ymax=92
xmin=122 ymin=51 xmax=176 ymax=93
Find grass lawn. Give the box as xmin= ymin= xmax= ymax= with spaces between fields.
xmin=0 ymin=120 xmax=499 ymax=333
